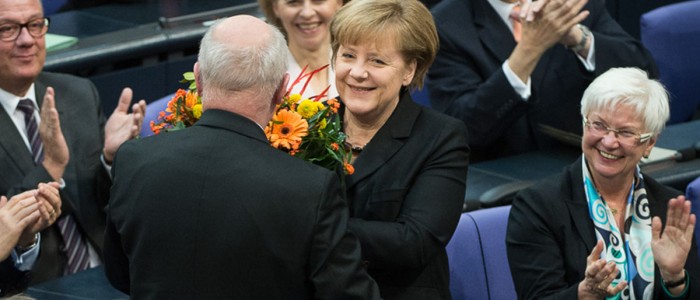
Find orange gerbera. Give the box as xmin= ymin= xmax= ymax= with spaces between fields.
xmin=267 ymin=109 xmax=308 ymax=150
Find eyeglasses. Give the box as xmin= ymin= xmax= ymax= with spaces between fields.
xmin=0 ymin=18 xmax=50 ymax=42
xmin=583 ymin=116 xmax=653 ymax=145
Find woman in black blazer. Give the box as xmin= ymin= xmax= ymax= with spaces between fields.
xmin=330 ymin=0 xmax=470 ymax=299
xmin=507 ymin=67 xmax=700 ymax=299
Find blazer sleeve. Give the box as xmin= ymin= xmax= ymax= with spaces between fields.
xmin=0 ymin=258 xmax=30 ymax=298
xmin=507 ymin=184 xmax=582 ymax=300
xmin=103 ymin=142 xmax=131 ymax=295
xmin=348 ymin=120 xmax=469 ymax=270
xmin=428 ymin=14 xmax=529 ymax=153
xmin=307 ymin=172 xmax=380 ymax=300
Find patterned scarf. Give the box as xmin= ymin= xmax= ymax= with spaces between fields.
xmin=582 ymin=158 xmax=654 ymax=300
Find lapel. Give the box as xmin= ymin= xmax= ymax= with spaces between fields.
xmin=564 ymin=157 xmax=597 ymax=251
xmin=0 ymin=103 xmax=34 ymax=173
xmin=194 ymin=109 xmax=270 ymax=145
xmin=474 ymin=0 xmax=518 ymax=62
xmin=344 ymin=90 xmax=421 ymax=189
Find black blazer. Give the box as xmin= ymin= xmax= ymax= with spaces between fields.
xmin=343 ymin=91 xmax=470 ymax=299
xmin=507 ymin=157 xmax=700 ymax=299
xmin=104 ymin=109 xmax=380 ymax=299
xmin=0 ymin=72 xmax=110 ymax=294
xmin=428 ymin=0 xmax=657 ymax=162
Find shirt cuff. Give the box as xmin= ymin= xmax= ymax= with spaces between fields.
xmin=502 ymin=60 xmax=532 ymax=101
xmin=100 ymin=154 xmax=113 ymax=180
xmin=574 ymin=35 xmax=596 ymax=71
xmin=11 ymin=234 xmax=41 ymax=271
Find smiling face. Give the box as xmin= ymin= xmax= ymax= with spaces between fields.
xmin=272 ymin=0 xmax=342 ymax=53
xmin=0 ymin=0 xmax=45 ymax=96
xmin=334 ymin=38 xmax=416 ymax=121
xmin=582 ymin=104 xmax=656 ymax=184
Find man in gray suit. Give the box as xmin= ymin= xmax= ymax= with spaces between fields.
xmin=104 ymin=15 xmax=380 ymax=299
xmin=0 ymin=0 xmax=146 ymax=295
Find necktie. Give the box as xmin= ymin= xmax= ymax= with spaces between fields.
xmin=510 ymin=4 xmax=522 ymax=42
xmin=17 ymin=99 xmax=91 ymax=275
xmin=16 ymin=99 xmax=43 ymax=163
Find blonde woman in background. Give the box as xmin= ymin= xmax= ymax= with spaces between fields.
xmin=258 ymin=0 xmax=348 ymax=100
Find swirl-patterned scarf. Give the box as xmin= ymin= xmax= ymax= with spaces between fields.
xmin=582 ymin=158 xmax=653 ymax=300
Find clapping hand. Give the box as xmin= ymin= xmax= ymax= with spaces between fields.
xmin=652 ymin=196 xmax=695 ymax=285
xmin=103 ymin=87 xmax=147 ymax=163
xmin=517 ymin=0 xmax=589 ymax=52
xmin=0 ymin=191 xmax=40 ymax=260
xmin=40 ymin=87 xmax=69 ymax=181
xmin=20 ymin=182 xmax=62 ymax=243
xmin=578 ymin=240 xmax=627 ymax=299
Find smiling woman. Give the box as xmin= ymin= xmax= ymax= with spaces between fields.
xmin=507 ymin=67 xmax=700 ymax=300
xmin=257 ymin=0 xmax=347 ymax=99
xmin=329 ymin=1 xmax=470 ymax=299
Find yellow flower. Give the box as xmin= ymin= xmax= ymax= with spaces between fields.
xmin=297 ymin=100 xmax=319 ymax=119
xmin=192 ymin=104 xmax=202 ymax=119
xmin=318 ymin=118 xmax=327 ymax=130
xmin=287 ymin=93 xmax=302 ymax=105
xmin=267 ymin=109 xmax=308 ymax=150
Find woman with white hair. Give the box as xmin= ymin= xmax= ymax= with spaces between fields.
xmin=507 ymin=67 xmax=700 ymax=299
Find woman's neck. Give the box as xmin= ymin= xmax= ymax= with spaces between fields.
xmin=343 ymin=109 xmax=391 ymax=150
xmin=289 ymin=43 xmax=332 ymax=96
xmin=593 ymin=175 xmax=634 ymax=207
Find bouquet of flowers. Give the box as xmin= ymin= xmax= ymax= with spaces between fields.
xmin=150 ymin=66 xmax=354 ymax=175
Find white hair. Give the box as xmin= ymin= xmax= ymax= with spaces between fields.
xmin=581 ymin=67 xmax=669 ymax=135
xmin=197 ymin=19 xmax=288 ymax=101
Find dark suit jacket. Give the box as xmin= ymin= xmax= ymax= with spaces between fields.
xmin=342 ymin=91 xmax=470 ymax=299
xmin=428 ymin=0 xmax=657 ymax=162
xmin=0 ymin=72 xmax=110 ymax=295
xmin=507 ymin=157 xmax=700 ymax=299
xmin=104 ymin=109 xmax=380 ymax=299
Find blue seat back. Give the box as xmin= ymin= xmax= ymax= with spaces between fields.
xmin=446 ymin=205 xmax=515 ymax=300
xmin=640 ymin=0 xmax=700 ymax=124
xmin=686 ymin=176 xmax=700 ymax=257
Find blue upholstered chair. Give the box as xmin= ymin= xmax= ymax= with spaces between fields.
xmin=640 ymin=0 xmax=700 ymax=124
xmin=686 ymin=176 xmax=700 ymax=256
xmin=410 ymin=79 xmax=431 ymax=107
xmin=446 ymin=205 xmax=516 ymax=300
xmin=140 ymin=93 xmax=174 ymax=137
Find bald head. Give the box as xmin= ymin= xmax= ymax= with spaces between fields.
xmin=195 ymin=14 xmax=289 ymax=126
xmin=211 ymin=15 xmax=273 ymax=51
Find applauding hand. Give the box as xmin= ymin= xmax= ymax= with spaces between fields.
xmin=103 ymin=87 xmax=147 ymax=163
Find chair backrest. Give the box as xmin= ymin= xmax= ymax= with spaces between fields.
xmin=140 ymin=93 xmax=174 ymax=137
xmin=446 ymin=205 xmax=516 ymax=300
xmin=409 ymin=79 xmax=431 ymax=107
xmin=640 ymin=0 xmax=700 ymax=124
xmin=686 ymin=176 xmax=700 ymax=256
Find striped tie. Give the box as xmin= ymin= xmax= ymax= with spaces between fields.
xmin=17 ymin=99 xmax=90 ymax=275
xmin=57 ymin=215 xmax=91 ymax=274
xmin=16 ymin=99 xmax=43 ymax=163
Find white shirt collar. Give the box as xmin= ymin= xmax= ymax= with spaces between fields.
xmin=0 ymin=84 xmax=38 ymax=115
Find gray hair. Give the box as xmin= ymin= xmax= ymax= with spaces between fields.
xmin=581 ymin=67 xmax=669 ymax=135
xmin=197 ymin=19 xmax=288 ymax=101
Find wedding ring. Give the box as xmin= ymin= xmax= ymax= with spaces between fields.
xmin=50 ymin=210 xmax=55 ymax=217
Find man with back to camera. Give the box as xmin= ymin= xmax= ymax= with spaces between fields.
xmin=0 ymin=0 xmax=146 ymax=294
xmin=428 ymin=0 xmax=657 ymax=162
xmin=103 ymin=15 xmax=380 ymax=299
